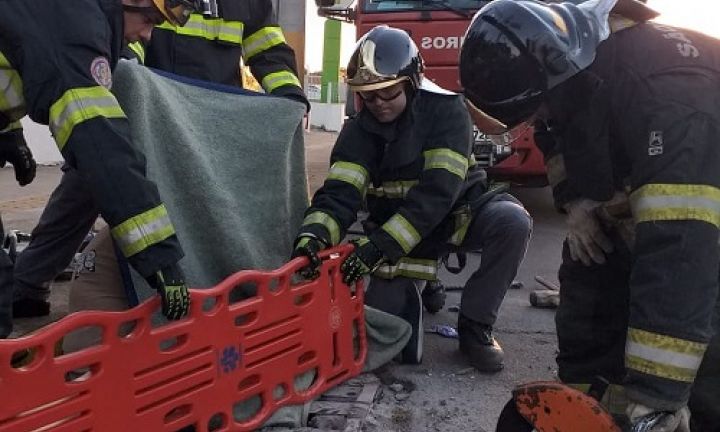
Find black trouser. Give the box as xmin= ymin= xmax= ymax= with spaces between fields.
xmin=13 ymin=166 xmax=98 ymax=300
xmin=556 ymin=235 xmax=720 ymax=429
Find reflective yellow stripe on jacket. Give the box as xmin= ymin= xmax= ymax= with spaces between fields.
xmin=243 ymin=26 xmax=286 ymax=60
xmin=302 ymin=211 xmax=340 ymax=245
xmin=374 ymin=257 xmax=438 ymax=280
xmin=111 ymin=204 xmax=176 ymax=257
xmin=449 ymin=205 xmax=472 ymax=246
xmin=261 ymin=70 xmax=302 ymax=93
xmin=0 ymin=51 xmax=25 ymax=124
xmin=157 ymin=15 xmax=244 ymax=44
xmin=423 ymin=148 xmax=469 ymax=179
xmin=382 ymin=214 xmax=421 ymax=254
xmin=49 ymin=86 xmax=126 ymax=151
xmin=127 ymin=42 xmax=146 ymax=64
xmin=367 ymin=180 xmax=419 ymax=199
xmin=631 ymin=183 xmax=720 ymax=227
xmin=327 ymin=161 xmax=369 ymax=196
xmin=626 ymin=327 xmax=707 ymax=383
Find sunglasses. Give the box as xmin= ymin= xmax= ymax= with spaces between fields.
xmin=358 ymin=89 xmax=403 ymax=103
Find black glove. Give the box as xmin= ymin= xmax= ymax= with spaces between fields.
xmin=0 ymin=131 xmax=36 ymax=186
xmin=291 ymin=236 xmax=326 ymax=279
xmin=146 ymin=263 xmax=190 ymax=320
xmin=340 ymin=237 xmax=386 ymax=285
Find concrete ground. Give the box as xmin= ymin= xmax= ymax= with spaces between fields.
xmin=1 ymin=129 xmax=565 ymax=431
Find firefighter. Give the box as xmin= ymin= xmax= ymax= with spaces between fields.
xmin=291 ymin=26 xmax=531 ymax=372
xmin=460 ymin=0 xmax=719 ymax=429
xmin=131 ymin=0 xmax=308 ymax=106
xmin=0 ymin=0 xmax=200 ymax=322
xmin=11 ymin=0 xmax=308 ymax=318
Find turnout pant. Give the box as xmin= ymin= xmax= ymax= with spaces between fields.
xmin=366 ymin=194 xmax=532 ymax=327
xmin=13 ymin=166 xmax=98 ymax=300
xmin=556 ymin=234 xmax=720 ymax=429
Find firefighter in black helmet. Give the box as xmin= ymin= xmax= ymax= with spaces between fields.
xmin=291 ymin=25 xmax=532 ymax=372
xmin=460 ymin=0 xmax=720 ymax=430
xmin=0 ymin=0 xmax=210 ymax=332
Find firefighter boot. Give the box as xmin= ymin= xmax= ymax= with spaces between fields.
xmin=421 ymin=280 xmax=446 ymax=314
xmin=458 ymin=314 xmax=504 ymax=372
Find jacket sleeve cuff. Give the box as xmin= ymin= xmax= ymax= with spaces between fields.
xmin=368 ymin=231 xmax=405 ymax=264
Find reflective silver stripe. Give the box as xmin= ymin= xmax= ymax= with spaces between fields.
xmin=423 ymin=148 xmax=469 ymax=179
xmin=374 ymin=258 xmax=437 ymax=280
xmin=367 ymin=180 xmax=419 ymax=199
xmin=382 ymin=214 xmax=421 ymax=254
xmin=327 ymin=161 xmax=369 ymax=194
xmin=243 ymin=26 xmax=285 ymax=60
xmin=0 ymin=51 xmax=25 ymax=121
xmin=302 ymin=211 xmax=340 ymax=245
xmin=111 ymin=205 xmax=176 ymax=257
xmin=157 ymin=16 xmax=244 ymax=44
xmin=449 ymin=205 xmax=472 ymax=246
xmin=626 ymin=328 xmax=707 ymax=383
xmin=626 ymin=342 xmax=704 ymax=371
xmin=631 ymin=184 xmax=720 ymax=227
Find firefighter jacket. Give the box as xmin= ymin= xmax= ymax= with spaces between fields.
xmin=128 ymin=0 xmax=308 ymax=108
xmin=0 ymin=0 xmax=183 ymax=277
xmin=297 ymin=86 xmax=487 ymax=281
xmin=539 ymin=22 xmax=720 ymax=409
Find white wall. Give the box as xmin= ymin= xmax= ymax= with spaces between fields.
xmin=21 ymin=117 xmax=62 ymax=165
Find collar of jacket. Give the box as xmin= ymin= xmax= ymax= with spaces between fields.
xmin=356 ymin=95 xmax=422 ymax=169
xmin=102 ymin=0 xmax=125 ymax=68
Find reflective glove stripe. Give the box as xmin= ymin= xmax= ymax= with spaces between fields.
xmin=374 ymin=257 xmax=438 ymax=280
xmin=0 ymin=51 xmax=26 ymax=123
xmin=626 ymin=327 xmax=707 ymax=383
xmin=327 ymin=161 xmax=369 ymax=196
xmin=630 ymin=183 xmax=720 ymax=228
xmin=49 ymin=86 xmax=126 ymax=150
xmin=244 ymin=26 xmax=286 ymax=60
xmin=111 ymin=204 xmax=177 ymax=257
xmin=423 ymin=148 xmax=469 ymax=179
xmin=156 ymin=15 xmax=244 ymax=44
xmin=261 ymin=70 xmax=302 ymax=93
xmin=301 ymin=211 xmax=341 ymax=245
xmin=127 ymin=42 xmax=146 ymax=64
xmin=367 ymin=180 xmax=419 ymax=199
xmin=382 ymin=213 xmax=421 ymax=254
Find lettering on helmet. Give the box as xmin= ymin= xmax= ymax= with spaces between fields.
xmin=650 ymin=23 xmax=700 ymax=58
xmin=420 ymin=36 xmax=465 ymax=50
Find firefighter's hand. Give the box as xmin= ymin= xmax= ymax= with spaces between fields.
xmin=627 ymin=402 xmax=690 ymax=432
xmin=340 ymin=237 xmax=385 ymax=285
xmin=0 ymin=132 xmax=36 ymax=186
xmin=146 ymin=264 xmax=190 ymax=320
xmin=564 ymin=199 xmax=614 ymax=266
xmin=291 ymin=236 xmax=326 ymax=279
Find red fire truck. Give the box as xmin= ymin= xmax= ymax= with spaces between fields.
xmin=315 ymin=0 xmax=547 ymax=185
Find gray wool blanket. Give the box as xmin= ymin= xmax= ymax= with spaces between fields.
xmin=110 ymin=61 xmax=411 ymax=428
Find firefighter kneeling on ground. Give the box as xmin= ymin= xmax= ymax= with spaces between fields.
xmin=290 ymin=25 xmax=532 ymax=373
xmin=460 ymin=0 xmax=720 ymax=430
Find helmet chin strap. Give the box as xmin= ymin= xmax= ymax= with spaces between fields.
xmin=122 ymin=4 xmax=157 ymax=13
